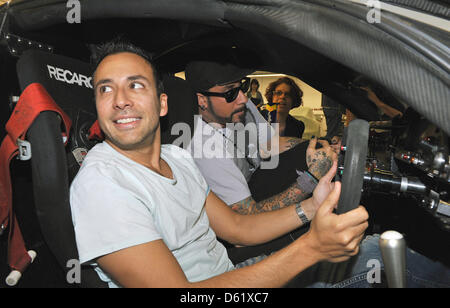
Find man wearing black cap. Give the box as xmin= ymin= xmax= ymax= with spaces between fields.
xmin=186 ymin=61 xmax=337 ymax=220
xmin=69 ymin=40 xmax=371 ymax=287
xmin=70 ymin=41 xmax=449 ymax=288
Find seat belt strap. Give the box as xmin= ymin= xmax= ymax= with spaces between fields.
xmin=88 ymin=120 xmax=104 ymax=141
xmin=0 ymin=83 xmax=71 ymax=274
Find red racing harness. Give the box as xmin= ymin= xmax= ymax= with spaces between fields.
xmin=0 ymin=83 xmax=71 ymax=275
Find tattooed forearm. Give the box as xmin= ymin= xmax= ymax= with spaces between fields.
xmin=231 ymin=196 xmax=258 ymax=215
xmin=284 ymin=138 xmax=302 ymax=150
xmin=231 ymin=182 xmax=309 ymax=215
xmin=260 ymin=137 xmax=305 ymax=158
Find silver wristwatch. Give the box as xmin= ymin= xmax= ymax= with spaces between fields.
xmin=295 ymin=202 xmax=310 ymax=225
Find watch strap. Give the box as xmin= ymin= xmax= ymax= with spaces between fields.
xmin=295 ymin=202 xmax=310 ymax=225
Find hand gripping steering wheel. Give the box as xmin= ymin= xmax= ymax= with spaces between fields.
xmin=336 ymin=119 xmax=370 ymax=214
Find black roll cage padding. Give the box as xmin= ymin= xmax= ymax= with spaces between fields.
xmin=27 ymin=111 xmax=107 ymax=288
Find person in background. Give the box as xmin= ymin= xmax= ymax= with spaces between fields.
xmin=321 ymin=95 xmax=345 ymax=140
xmin=262 ymin=77 xmax=305 ymax=138
xmin=325 ymin=76 xmax=405 ymax=154
xmin=246 ymin=78 xmax=264 ymax=109
xmin=345 ymin=76 xmax=405 ymax=124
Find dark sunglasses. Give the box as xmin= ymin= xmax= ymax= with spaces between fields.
xmin=200 ymin=78 xmax=250 ymax=103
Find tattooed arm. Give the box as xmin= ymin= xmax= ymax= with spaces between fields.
xmin=234 ymin=138 xmax=337 ymax=215
xmin=209 ymin=162 xmax=339 ymax=247
xmin=280 ymin=137 xmax=304 ymax=152
xmin=260 ymin=136 xmax=305 ymax=159
xmin=277 ymin=137 xmax=337 ymax=180
xmin=231 ymin=181 xmax=310 ymax=215
xmin=261 ymin=136 xmax=336 ymax=180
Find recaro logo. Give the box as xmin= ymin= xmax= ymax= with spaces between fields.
xmin=47 ymin=64 xmax=93 ymax=89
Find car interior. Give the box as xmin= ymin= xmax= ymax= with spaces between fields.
xmin=0 ymin=0 xmax=449 ymax=288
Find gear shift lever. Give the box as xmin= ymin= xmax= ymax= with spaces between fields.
xmin=379 ymin=231 xmax=407 ymax=288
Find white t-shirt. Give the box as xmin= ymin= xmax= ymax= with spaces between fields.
xmin=70 ymin=142 xmax=234 ymax=288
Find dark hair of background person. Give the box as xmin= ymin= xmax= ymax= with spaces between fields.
xmin=250 ymin=78 xmax=260 ymax=90
xmin=264 ymin=77 xmax=303 ymax=108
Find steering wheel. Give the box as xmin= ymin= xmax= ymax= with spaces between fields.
xmin=336 ymin=119 xmax=370 ymax=214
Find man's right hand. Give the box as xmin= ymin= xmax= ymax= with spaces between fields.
xmin=302 ymin=182 xmax=369 ymax=263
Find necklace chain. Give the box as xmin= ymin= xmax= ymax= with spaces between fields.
xmin=203 ymin=120 xmax=257 ymax=169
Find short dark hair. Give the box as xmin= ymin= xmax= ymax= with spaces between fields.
xmin=91 ymin=39 xmax=164 ymax=96
xmin=265 ymin=77 xmax=303 ymax=108
xmin=250 ymin=78 xmax=260 ymax=89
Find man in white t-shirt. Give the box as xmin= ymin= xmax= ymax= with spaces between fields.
xmin=69 ymin=40 xmax=371 ymax=287
xmin=69 ymin=40 xmax=450 ymax=288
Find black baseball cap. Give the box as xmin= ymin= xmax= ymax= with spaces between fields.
xmin=185 ymin=61 xmax=254 ymax=92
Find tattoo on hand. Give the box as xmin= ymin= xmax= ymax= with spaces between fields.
xmin=307 ymin=150 xmax=333 ymax=179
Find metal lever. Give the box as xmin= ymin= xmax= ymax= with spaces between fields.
xmin=379 ymin=231 xmax=407 ymax=288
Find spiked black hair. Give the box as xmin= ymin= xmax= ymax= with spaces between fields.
xmin=91 ymin=38 xmax=164 ymax=96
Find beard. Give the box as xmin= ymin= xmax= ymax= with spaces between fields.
xmin=207 ymin=97 xmax=247 ymax=125
xmin=230 ymin=106 xmax=247 ymax=123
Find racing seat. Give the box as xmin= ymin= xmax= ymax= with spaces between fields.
xmin=2 ymin=49 xmax=197 ymax=287
xmin=10 ymin=50 xmax=106 ymax=287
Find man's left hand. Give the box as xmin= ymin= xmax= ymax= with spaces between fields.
xmin=306 ymin=137 xmax=338 ymax=180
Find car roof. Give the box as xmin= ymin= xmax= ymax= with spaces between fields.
xmin=1 ymin=0 xmax=449 ymax=134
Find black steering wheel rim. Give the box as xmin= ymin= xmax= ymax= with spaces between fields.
xmin=336 ymin=119 xmax=370 ymax=214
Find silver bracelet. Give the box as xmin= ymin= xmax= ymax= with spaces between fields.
xmin=295 ymin=202 xmax=310 ymax=225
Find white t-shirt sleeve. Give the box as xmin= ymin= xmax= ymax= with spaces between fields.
xmin=246 ymin=100 xmax=277 ymax=144
xmin=193 ymin=157 xmax=251 ymax=206
xmin=70 ymin=164 xmax=162 ymax=264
